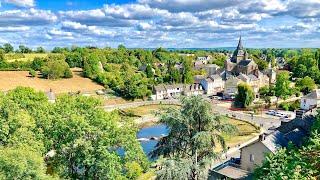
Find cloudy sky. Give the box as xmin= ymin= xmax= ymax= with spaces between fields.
xmin=0 ymin=0 xmax=320 ymax=49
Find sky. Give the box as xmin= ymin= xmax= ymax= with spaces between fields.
xmin=0 ymin=0 xmax=320 ymax=49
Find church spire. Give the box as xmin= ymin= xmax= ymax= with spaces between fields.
xmin=237 ymin=35 xmax=243 ymax=50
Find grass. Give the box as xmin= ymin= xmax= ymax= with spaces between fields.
xmin=125 ymin=104 xmax=180 ymax=116
xmin=0 ymin=68 xmax=104 ymax=94
xmin=222 ymin=118 xmax=260 ymax=148
xmin=5 ymin=53 xmax=48 ymax=62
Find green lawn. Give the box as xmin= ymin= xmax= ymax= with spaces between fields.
xmin=125 ymin=104 xmax=180 ymax=116
xmin=222 ymin=118 xmax=260 ymax=147
xmin=5 ymin=53 xmax=48 ymax=62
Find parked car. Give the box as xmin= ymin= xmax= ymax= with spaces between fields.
xmin=266 ymin=110 xmax=276 ymax=115
xmin=275 ymin=112 xmax=286 ymax=117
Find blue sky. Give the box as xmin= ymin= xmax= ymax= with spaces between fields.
xmin=0 ymin=0 xmax=320 ymax=49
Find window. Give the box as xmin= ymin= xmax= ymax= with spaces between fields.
xmin=250 ymin=154 xmax=254 ymax=162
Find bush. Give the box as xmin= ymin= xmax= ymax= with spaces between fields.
xmin=279 ymin=100 xmax=300 ymax=111
xmin=29 ymin=69 xmax=36 ymax=77
xmin=41 ymin=60 xmax=72 ymax=79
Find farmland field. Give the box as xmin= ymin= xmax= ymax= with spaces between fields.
xmin=0 ymin=68 xmax=104 ymax=93
xmin=5 ymin=53 xmax=48 ymax=62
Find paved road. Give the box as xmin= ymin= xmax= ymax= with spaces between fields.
xmin=211 ymin=101 xmax=281 ymax=131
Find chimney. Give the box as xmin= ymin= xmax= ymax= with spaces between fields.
xmin=259 ymin=134 xmax=266 ymax=141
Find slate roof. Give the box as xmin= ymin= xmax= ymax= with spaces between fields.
xmin=238 ymin=60 xmax=252 ymax=66
xmin=303 ymin=89 xmax=320 ymax=100
xmin=261 ymin=131 xmax=288 ymax=153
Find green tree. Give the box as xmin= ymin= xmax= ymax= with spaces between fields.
xmin=293 ymin=64 xmax=307 ymax=78
xmin=275 ymin=71 xmax=291 ymax=100
xmin=36 ymin=46 xmax=46 ymax=53
xmin=3 ymin=43 xmax=14 ymax=53
xmin=235 ymin=83 xmax=255 ymax=108
xmin=41 ymin=60 xmax=72 ymax=79
xmin=0 ymin=147 xmax=52 ymax=180
xmin=296 ymin=76 xmax=316 ymax=94
xmin=151 ymin=96 xmax=236 ymax=180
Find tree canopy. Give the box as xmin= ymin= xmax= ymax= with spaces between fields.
xmin=151 ymin=96 xmax=237 ymax=180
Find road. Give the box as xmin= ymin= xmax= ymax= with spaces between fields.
xmin=211 ymin=100 xmax=281 ymax=131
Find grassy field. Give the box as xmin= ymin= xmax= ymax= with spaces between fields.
xmin=125 ymin=104 xmax=179 ymax=116
xmin=5 ymin=53 xmax=48 ymax=62
xmin=0 ymin=68 xmax=104 ymax=93
xmin=222 ymin=118 xmax=260 ymax=147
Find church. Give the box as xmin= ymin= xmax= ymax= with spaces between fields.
xmin=224 ymin=36 xmax=259 ymax=76
xmin=222 ymin=37 xmax=273 ymax=98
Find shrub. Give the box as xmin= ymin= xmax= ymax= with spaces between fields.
xmin=41 ymin=60 xmax=72 ymax=79
xmin=29 ymin=69 xmax=36 ymax=77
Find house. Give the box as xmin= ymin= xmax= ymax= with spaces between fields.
xmin=300 ymin=89 xmax=320 ymax=110
xmin=152 ymin=83 xmax=205 ymax=100
xmin=211 ymin=117 xmax=314 ymax=179
xmin=276 ymin=57 xmax=287 ymax=69
xmin=194 ymin=64 xmax=221 ymax=76
xmin=224 ymin=76 xmax=242 ymax=99
xmin=200 ymin=74 xmax=224 ymax=95
xmin=183 ymin=83 xmax=204 ymax=96
xmin=152 ymin=84 xmax=184 ymax=100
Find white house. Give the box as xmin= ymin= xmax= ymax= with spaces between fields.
xmin=224 ymin=76 xmax=242 ymax=98
xmin=300 ymin=89 xmax=320 ymax=110
xmin=200 ymin=74 xmax=224 ymax=95
xmin=183 ymin=83 xmax=204 ymax=96
xmin=152 ymin=84 xmax=184 ymax=100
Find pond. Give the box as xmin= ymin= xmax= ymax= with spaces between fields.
xmin=137 ymin=124 xmax=168 ymax=157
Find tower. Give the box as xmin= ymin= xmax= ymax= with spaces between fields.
xmin=231 ymin=36 xmax=246 ymax=63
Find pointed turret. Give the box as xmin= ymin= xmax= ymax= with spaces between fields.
xmin=237 ymin=36 xmax=243 ymax=50
xmin=231 ymin=36 xmax=246 ymax=63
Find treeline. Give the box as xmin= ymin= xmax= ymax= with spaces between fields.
xmin=0 ymin=43 xmax=45 ymax=53
xmin=0 ymin=87 xmax=149 ymax=179
xmin=254 ymin=112 xmax=320 ymax=179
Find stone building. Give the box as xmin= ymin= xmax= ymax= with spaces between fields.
xmin=224 ymin=36 xmax=259 ymax=76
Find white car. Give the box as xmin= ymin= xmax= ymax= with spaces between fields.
xmin=275 ymin=112 xmax=286 ymax=117
xmin=266 ymin=110 xmax=276 ymax=115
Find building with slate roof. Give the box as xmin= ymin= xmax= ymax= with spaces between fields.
xmin=210 ymin=115 xmax=315 ymax=179
xmin=224 ymin=36 xmax=259 ymax=76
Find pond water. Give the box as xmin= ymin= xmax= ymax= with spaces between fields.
xmin=137 ymin=124 xmax=168 ymax=156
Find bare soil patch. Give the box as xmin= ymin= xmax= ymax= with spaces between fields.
xmin=0 ymin=68 xmax=104 ymax=94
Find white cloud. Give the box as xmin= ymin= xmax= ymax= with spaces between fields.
xmin=0 ymin=26 xmax=30 ymax=32
xmin=0 ymin=8 xmax=57 ymax=26
xmin=4 ymin=0 xmax=35 ymax=8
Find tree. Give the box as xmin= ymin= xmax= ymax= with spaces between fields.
xmin=41 ymin=60 xmax=72 ymax=79
xmin=293 ymin=64 xmax=307 ymax=78
xmin=145 ymin=64 xmax=154 ymax=78
xmin=36 ymin=46 xmax=46 ymax=53
xmin=3 ymin=43 xmax=14 ymax=53
xmin=0 ymin=147 xmax=51 ymax=179
xmin=235 ymin=83 xmax=255 ymax=108
xmin=296 ymin=76 xmax=316 ymax=94
xmin=18 ymin=45 xmax=32 ymax=53
xmin=275 ymin=71 xmax=291 ymax=100
xmin=151 ymin=96 xmax=237 ymax=180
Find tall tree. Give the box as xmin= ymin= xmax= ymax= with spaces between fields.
xmin=275 ymin=71 xmax=291 ymax=100
xmin=3 ymin=43 xmax=14 ymax=53
xmin=151 ymin=96 xmax=236 ymax=180
xmin=235 ymin=83 xmax=255 ymax=108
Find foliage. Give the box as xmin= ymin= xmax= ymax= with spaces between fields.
xmin=0 ymin=147 xmax=52 ymax=180
xmin=235 ymin=83 xmax=255 ymax=108
xmin=0 ymin=87 xmax=149 ymax=179
xmin=29 ymin=69 xmax=36 ymax=77
xmin=151 ymin=96 xmax=237 ymax=180
xmin=254 ymin=111 xmax=320 ymax=179
xmin=275 ymin=71 xmax=292 ymax=100
xmin=279 ymin=100 xmax=300 ymax=111
xmin=41 ymin=60 xmax=72 ymax=79
xmin=296 ymin=76 xmax=316 ymax=95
